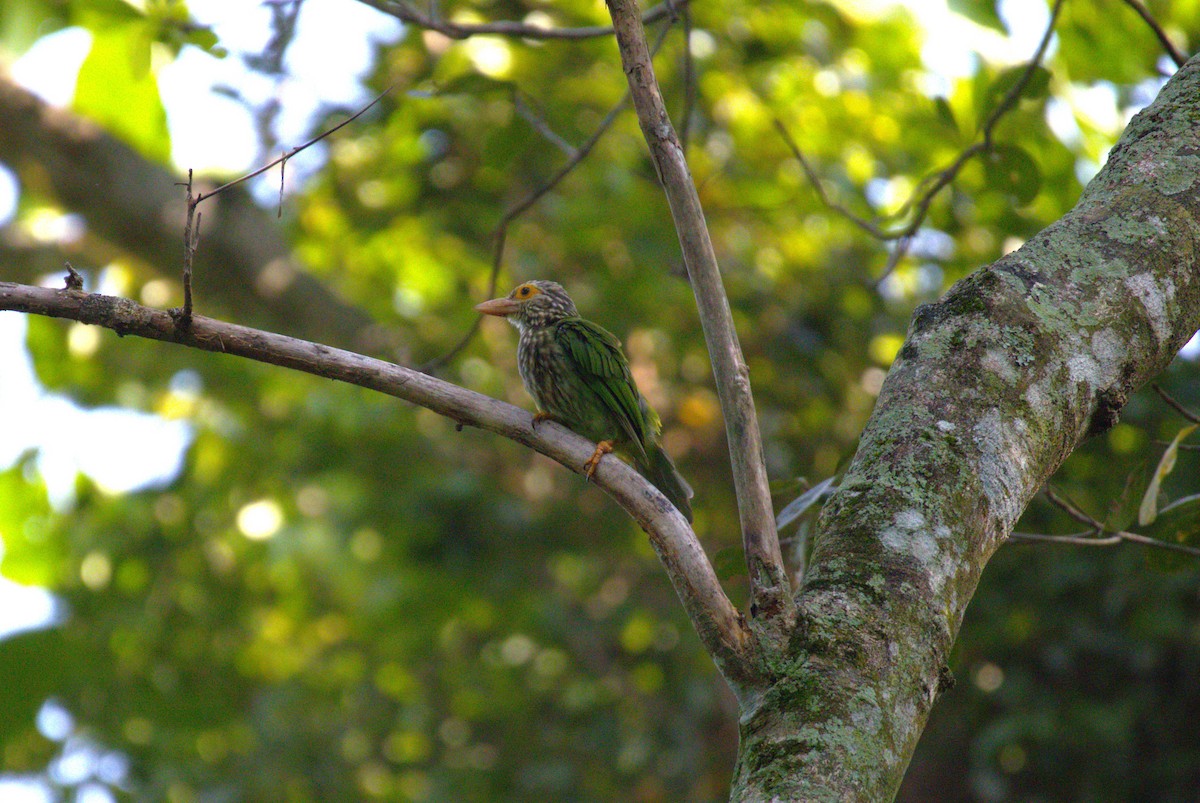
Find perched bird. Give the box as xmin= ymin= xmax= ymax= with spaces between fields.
xmin=475 ymin=280 xmax=694 ymax=522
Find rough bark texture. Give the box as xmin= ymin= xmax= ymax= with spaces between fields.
xmin=729 ymin=56 xmax=1200 ymax=801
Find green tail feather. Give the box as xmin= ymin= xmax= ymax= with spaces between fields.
xmin=644 ymin=447 xmax=694 ymax=523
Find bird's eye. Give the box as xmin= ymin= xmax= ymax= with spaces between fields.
xmin=515 ymin=284 xmax=538 ymax=299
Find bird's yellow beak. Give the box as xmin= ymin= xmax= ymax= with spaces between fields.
xmin=475 ymin=297 xmax=521 ymax=317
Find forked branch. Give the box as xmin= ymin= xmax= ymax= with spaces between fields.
xmin=0 ymin=279 xmax=761 ymax=696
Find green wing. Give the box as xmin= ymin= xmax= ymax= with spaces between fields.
xmin=555 ymin=317 xmax=650 ymax=464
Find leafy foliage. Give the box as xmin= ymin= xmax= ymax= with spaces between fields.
xmin=2 ymin=0 xmax=1200 ymax=799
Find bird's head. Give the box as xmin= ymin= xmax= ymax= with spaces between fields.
xmin=475 ymin=280 xmax=578 ymax=330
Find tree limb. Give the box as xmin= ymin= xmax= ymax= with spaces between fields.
xmin=357 ymin=0 xmax=685 ymax=41
xmin=604 ymin=0 xmax=794 ymax=636
xmin=0 ymin=279 xmax=762 ymax=696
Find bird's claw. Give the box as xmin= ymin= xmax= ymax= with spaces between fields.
xmin=584 ymin=441 xmax=614 ymax=480
xmin=531 ymin=411 xmax=553 ymax=429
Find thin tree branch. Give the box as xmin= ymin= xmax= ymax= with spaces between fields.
xmin=0 ymin=77 xmax=380 ymax=351
xmin=1015 ymin=483 xmax=1200 ymax=557
xmin=0 ymin=279 xmax=760 ymax=696
xmin=1010 ymin=530 xmax=1200 ymax=557
xmin=1119 ymin=0 xmax=1188 ymax=68
xmin=1044 ymin=485 xmax=1103 ymax=528
xmin=358 ymin=0 xmax=686 ymax=41
xmin=772 ymin=119 xmax=890 ymax=240
xmin=1009 ymin=530 xmax=1123 ymax=546
xmin=421 ymin=19 xmax=679 ymax=373
xmin=193 ymin=84 xmax=394 ymax=207
xmin=775 ymin=0 xmax=1065 ymax=284
xmin=174 ymin=85 xmax=394 ymax=329
xmin=514 ymin=92 xmax=578 ymax=158
xmin=679 ymin=3 xmax=696 ymax=154
xmin=605 ymin=0 xmax=794 ymax=634
xmin=1152 ymin=382 xmax=1200 ymax=424
xmin=420 ymin=88 xmax=633 ymax=374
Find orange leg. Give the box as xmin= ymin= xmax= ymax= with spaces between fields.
xmin=583 ymin=440 xmax=614 ymax=480
xmin=531 ymin=411 xmax=555 ymax=428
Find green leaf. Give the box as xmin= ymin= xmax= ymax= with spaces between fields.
xmin=183 ymin=25 xmax=224 ymax=56
xmin=1102 ymin=461 xmax=1149 ymax=533
xmin=1138 ymin=424 xmax=1198 ymax=526
xmin=983 ymin=145 xmax=1041 ymax=205
xmin=948 ymin=0 xmax=1006 ymax=32
xmin=0 ymin=0 xmax=68 ymax=53
xmin=74 ymin=19 xmax=171 ymax=164
xmin=0 ymin=628 xmax=67 ymax=743
xmin=933 ymin=96 xmax=959 ymax=136
xmin=0 ymin=459 xmax=63 ymax=587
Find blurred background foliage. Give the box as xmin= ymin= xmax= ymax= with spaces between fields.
xmin=1 ymin=0 xmax=1200 ymax=800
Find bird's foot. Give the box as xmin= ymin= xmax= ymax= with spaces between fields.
xmin=584 ymin=441 xmax=614 ymax=480
xmin=531 ymin=411 xmax=554 ymax=429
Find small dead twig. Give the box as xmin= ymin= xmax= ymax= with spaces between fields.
xmin=173 ymin=85 xmax=395 ymax=329
xmin=514 ymin=93 xmax=577 ymax=158
xmin=679 ymin=2 xmax=696 ymax=153
xmin=63 ymin=263 xmax=84 ymax=292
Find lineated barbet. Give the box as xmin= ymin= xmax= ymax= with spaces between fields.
xmin=476 ymin=280 xmax=694 ymax=522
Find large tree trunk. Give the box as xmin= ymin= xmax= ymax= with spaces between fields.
xmin=730 ymin=56 xmax=1200 ymax=800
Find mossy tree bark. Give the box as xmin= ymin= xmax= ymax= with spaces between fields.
xmin=729 ymin=56 xmax=1200 ymax=801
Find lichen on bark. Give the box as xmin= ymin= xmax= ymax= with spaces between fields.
xmin=730 ymin=55 xmax=1200 ymax=802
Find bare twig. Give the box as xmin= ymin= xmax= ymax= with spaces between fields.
xmin=1009 ymin=530 xmax=1123 ymax=546
xmin=63 ymin=263 xmax=84 ymax=292
xmin=1044 ymin=485 xmax=1103 ymax=528
xmin=1010 ymin=529 xmax=1200 ymax=557
xmin=1014 ymin=483 xmax=1200 ymax=557
xmin=0 ymin=279 xmax=761 ymax=697
xmin=173 ymin=85 xmax=394 ymax=330
xmin=421 ymin=20 xmax=679 ymax=373
xmin=420 ymin=91 xmax=632 ymax=374
xmin=1152 ymin=382 xmax=1200 ymax=424
xmin=1119 ymin=0 xmax=1188 ymax=68
xmin=194 ymin=84 xmax=394 ymax=208
xmin=679 ymin=3 xmax=696 ymax=153
xmin=776 ymin=0 xmax=1065 ymax=284
xmin=178 ymin=169 xmax=200 ymax=326
xmin=357 ymin=0 xmax=686 ymax=41
xmin=514 ymin=93 xmax=577 ymax=158
xmin=772 ymin=119 xmax=889 ymax=240
xmin=606 ymin=0 xmax=794 ymax=634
